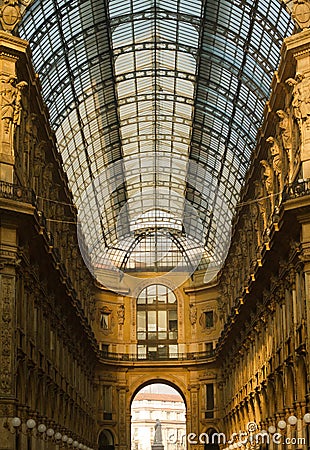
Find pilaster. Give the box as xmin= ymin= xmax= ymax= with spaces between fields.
xmin=0 ymin=227 xmax=18 ymax=450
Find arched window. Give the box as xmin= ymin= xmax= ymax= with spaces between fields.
xmin=98 ymin=430 xmax=114 ymax=450
xmin=137 ymin=285 xmax=178 ymax=360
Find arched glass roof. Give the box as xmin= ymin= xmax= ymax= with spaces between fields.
xmin=19 ymin=0 xmax=293 ymax=288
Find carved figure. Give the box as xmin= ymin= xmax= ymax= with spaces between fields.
xmin=189 ymin=303 xmax=197 ymax=325
xmin=42 ymin=162 xmax=54 ymax=193
xmin=276 ymin=109 xmax=292 ymax=153
xmin=260 ymin=160 xmax=274 ymax=213
xmin=154 ymin=419 xmax=163 ymax=444
xmin=117 ymin=304 xmax=125 ymax=325
xmin=286 ymin=73 xmax=310 ymax=128
xmin=0 ymin=77 xmax=27 ymax=152
xmin=33 ymin=141 xmax=46 ymax=177
xmin=266 ymin=136 xmax=283 ymax=197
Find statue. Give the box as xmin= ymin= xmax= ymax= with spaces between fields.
xmin=276 ymin=109 xmax=292 ymax=153
xmin=154 ymin=419 xmax=163 ymax=445
xmin=0 ymin=76 xmax=27 ymax=153
xmin=260 ymin=160 xmax=274 ymax=213
xmin=42 ymin=162 xmax=54 ymax=196
xmin=286 ymin=73 xmax=310 ymax=129
xmin=266 ymin=136 xmax=283 ymax=198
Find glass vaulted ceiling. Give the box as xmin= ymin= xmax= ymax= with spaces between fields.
xmin=19 ymin=0 xmax=293 ymax=286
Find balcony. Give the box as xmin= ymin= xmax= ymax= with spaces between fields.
xmin=283 ymin=178 xmax=310 ymax=200
xmin=99 ymin=349 xmax=215 ymax=362
xmin=0 ymin=181 xmax=36 ymax=205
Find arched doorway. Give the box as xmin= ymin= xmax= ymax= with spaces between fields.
xmin=98 ymin=430 xmax=114 ymax=450
xmin=204 ymin=428 xmax=220 ymax=450
xmin=131 ymin=382 xmax=186 ymax=450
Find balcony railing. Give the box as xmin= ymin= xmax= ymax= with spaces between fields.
xmin=0 ymin=181 xmax=36 ymax=205
xmin=283 ymin=178 xmax=310 ymax=200
xmin=99 ymin=349 xmax=215 ymax=362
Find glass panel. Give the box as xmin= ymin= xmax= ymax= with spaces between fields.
xmin=147 ymin=311 xmax=156 ymax=331
xmin=157 ymin=284 xmax=167 ymax=297
xmin=168 ymin=310 xmax=178 ymax=331
xmin=158 ymin=345 xmax=168 ymax=358
xmin=169 ymin=345 xmax=178 ymax=358
xmin=168 ymin=291 xmax=176 ymax=303
xmin=158 ymin=332 xmax=167 ymax=340
xmin=137 ymin=345 xmax=146 ymax=359
xmin=137 ymin=311 xmax=146 ymax=331
xmin=147 ymin=285 xmax=157 ymax=304
xmin=158 ymin=311 xmax=167 ymax=331
xmin=137 ymin=331 xmax=146 ymax=340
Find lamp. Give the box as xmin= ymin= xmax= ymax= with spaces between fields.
xmin=304 ymin=413 xmax=310 ymax=424
xmin=278 ymin=420 xmax=287 ymax=430
xmin=46 ymin=428 xmax=55 ymax=437
xmin=288 ymin=415 xmax=298 ymax=426
xmin=38 ymin=424 xmax=47 ymax=434
xmin=11 ymin=417 xmax=21 ymax=428
xmin=26 ymin=419 xmax=36 ymax=430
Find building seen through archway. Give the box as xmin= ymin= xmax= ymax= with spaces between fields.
xmin=131 ymin=384 xmax=186 ymax=450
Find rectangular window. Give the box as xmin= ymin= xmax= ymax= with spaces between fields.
xmin=100 ymin=344 xmax=109 ymax=356
xmin=103 ymin=385 xmax=112 ymax=419
xmin=204 ymin=311 xmax=214 ymax=328
xmin=205 ymin=383 xmax=214 ymax=418
xmin=206 ymin=342 xmax=213 ymax=354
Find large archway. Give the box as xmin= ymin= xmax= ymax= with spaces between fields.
xmin=131 ymin=382 xmax=186 ymax=450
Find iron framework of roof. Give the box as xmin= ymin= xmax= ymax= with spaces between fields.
xmin=19 ymin=0 xmax=294 ymax=282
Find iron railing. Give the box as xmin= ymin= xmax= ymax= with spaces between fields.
xmin=99 ymin=349 xmax=215 ymax=362
xmin=0 ymin=181 xmax=36 ymax=205
xmin=283 ymin=178 xmax=310 ymax=200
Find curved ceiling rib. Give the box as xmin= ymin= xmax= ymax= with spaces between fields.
xmin=19 ymin=0 xmax=293 ymax=289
